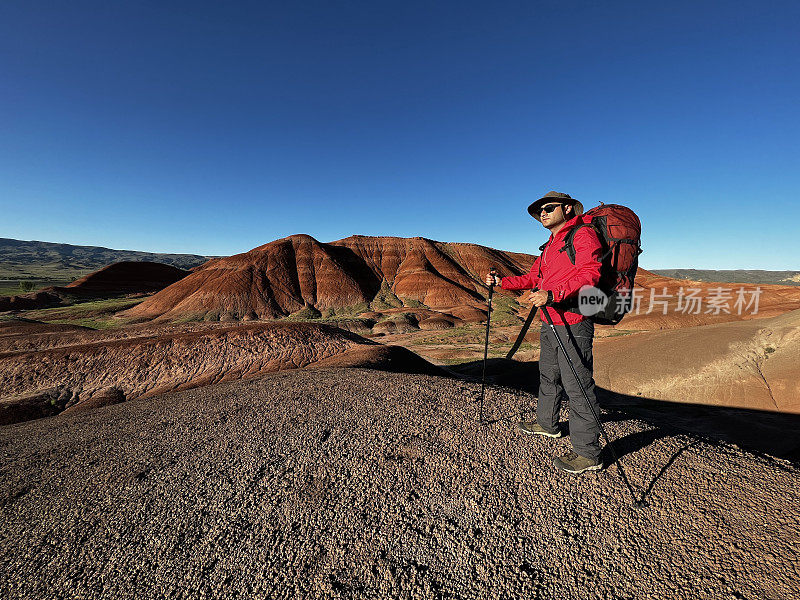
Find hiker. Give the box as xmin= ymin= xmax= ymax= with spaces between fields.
xmin=485 ymin=191 xmax=604 ymax=474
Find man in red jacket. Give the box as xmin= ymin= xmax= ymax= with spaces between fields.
xmin=485 ymin=191 xmax=604 ymax=474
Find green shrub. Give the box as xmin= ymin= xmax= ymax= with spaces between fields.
xmin=490 ymin=294 xmax=524 ymax=326
xmin=286 ymin=305 xmax=322 ymax=320
xmin=370 ymin=281 xmax=403 ymax=310
xmin=400 ymin=297 xmax=425 ymax=308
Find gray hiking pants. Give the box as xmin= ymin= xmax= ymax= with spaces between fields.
xmin=537 ymin=319 xmax=602 ymax=461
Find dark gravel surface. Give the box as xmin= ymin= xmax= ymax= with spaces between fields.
xmin=1 ymin=368 xmax=798 ymax=599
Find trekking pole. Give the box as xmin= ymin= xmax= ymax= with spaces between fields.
xmin=539 ymin=303 xmax=644 ymax=508
xmin=478 ymin=268 xmax=497 ymax=425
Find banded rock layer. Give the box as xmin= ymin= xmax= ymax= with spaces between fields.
xmin=123 ymin=235 xmax=535 ymax=322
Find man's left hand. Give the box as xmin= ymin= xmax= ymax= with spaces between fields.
xmin=526 ymin=290 xmax=550 ymax=307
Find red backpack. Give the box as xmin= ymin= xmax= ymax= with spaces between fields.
xmin=559 ymin=203 xmax=642 ymax=325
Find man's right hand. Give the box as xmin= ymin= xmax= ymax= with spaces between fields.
xmin=485 ymin=272 xmax=501 ymax=287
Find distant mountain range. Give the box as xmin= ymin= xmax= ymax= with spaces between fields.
xmin=0 ymin=238 xmax=212 ymax=282
xmin=2 ymin=237 xmax=798 ymax=289
xmin=651 ymin=269 xmax=800 ymax=286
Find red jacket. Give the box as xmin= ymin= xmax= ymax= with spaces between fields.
xmin=500 ymin=216 xmax=602 ymax=326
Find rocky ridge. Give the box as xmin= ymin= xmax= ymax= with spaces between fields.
xmin=0 ymin=320 xmax=438 ymax=425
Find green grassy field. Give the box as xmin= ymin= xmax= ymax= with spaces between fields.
xmin=17 ymin=297 xmax=146 ymax=329
xmin=0 ymin=257 xmax=96 ymax=292
xmin=0 ymin=279 xmax=76 ymax=297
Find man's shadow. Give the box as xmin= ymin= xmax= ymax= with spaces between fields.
xmin=451 ymin=356 xmax=800 ymax=504
xmin=450 ymin=357 xmax=800 ymax=463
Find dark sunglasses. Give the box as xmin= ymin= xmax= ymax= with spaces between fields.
xmin=540 ymin=203 xmax=563 ymax=214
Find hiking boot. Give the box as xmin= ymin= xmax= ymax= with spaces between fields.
xmin=517 ymin=421 xmax=563 ymax=438
xmin=553 ymin=452 xmax=603 ymax=474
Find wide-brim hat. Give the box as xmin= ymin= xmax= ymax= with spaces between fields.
xmin=527 ymin=191 xmax=584 ymax=221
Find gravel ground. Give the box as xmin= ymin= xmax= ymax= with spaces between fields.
xmin=1 ymin=368 xmax=798 ymax=599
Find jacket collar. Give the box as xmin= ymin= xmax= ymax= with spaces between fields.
xmin=545 ymin=214 xmax=582 ymax=244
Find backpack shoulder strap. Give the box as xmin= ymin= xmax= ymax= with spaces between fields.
xmin=559 ymin=222 xmax=595 ymax=265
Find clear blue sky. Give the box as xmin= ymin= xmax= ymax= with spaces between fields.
xmin=1 ymin=1 xmax=798 ymax=269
